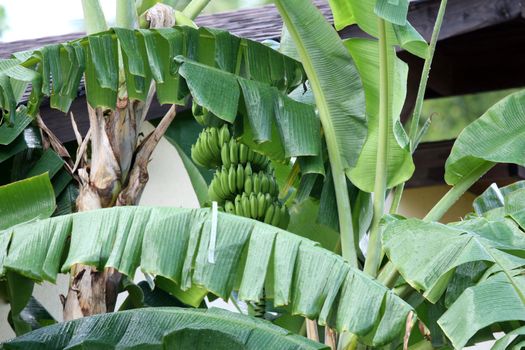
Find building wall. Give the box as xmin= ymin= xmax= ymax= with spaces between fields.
xmin=0 ymin=124 xmax=490 ymax=348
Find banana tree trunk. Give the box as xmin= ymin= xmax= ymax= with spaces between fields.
xmin=62 ymin=95 xmax=176 ymax=320
xmin=61 ymin=3 xmax=181 ymax=320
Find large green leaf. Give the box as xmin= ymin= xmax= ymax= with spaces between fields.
xmin=2 ymin=26 xmax=303 ymax=114
xmin=274 ymin=0 xmax=367 ymax=172
xmin=345 ymin=38 xmax=413 ymax=192
xmin=2 ymin=307 xmax=327 ymax=350
xmin=0 ymin=206 xmax=412 ymax=346
xmin=0 ymin=173 xmax=55 ymax=231
xmin=327 ymin=0 xmax=428 ymax=58
xmin=445 ymin=90 xmax=525 ymax=186
xmin=383 ymin=212 xmax=525 ymax=349
xmin=177 ymin=57 xmax=321 ymax=161
xmin=3 ymin=26 xmax=320 ymax=163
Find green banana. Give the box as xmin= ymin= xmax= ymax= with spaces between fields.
xmin=225 ymin=201 xmax=235 ymax=214
xmin=261 ymin=174 xmax=269 ymax=193
xmin=247 ymin=149 xmax=255 ymax=162
xmin=257 ymin=193 xmax=266 ymax=218
xmin=244 ymin=175 xmax=253 ymax=195
xmin=234 ymin=195 xmax=243 ymax=216
xmin=236 ymin=164 xmax=244 ymax=192
xmin=271 ymin=203 xmax=282 ymax=226
xmin=220 ymin=166 xmax=230 ymax=197
xmin=253 ymin=174 xmax=261 ymax=194
xmin=239 ymin=143 xmax=248 ymax=163
xmin=229 ymin=139 xmax=239 ymax=164
xmin=245 ymin=162 xmax=253 ymax=177
xmin=241 ymin=193 xmax=250 ymax=218
xmin=228 ymin=165 xmax=236 ymax=193
xmin=219 ymin=124 xmax=231 ymax=145
xmin=264 ymin=204 xmax=275 ymax=224
xmin=249 ymin=193 xmax=258 ymax=219
xmin=221 ymin=144 xmax=231 ymax=168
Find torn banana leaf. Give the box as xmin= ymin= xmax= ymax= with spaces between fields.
xmin=1 ymin=206 xmax=412 ymax=346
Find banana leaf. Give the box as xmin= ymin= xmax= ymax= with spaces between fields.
xmin=0 ymin=173 xmax=55 ymax=231
xmin=326 ymin=0 xmax=428 ymax=58
xmin=2 ymin=307 xmax=328 ymax=350
xmin=2 ymin=26 xmax=322 ymax=163
xmin=0 ymin=206 xmax=412 ymax=346
xmin=445 ymin=90 xmax=525 ymax=186
xmin=383 ymin=205 xmax=525 ymax=349
xmin=345 ymin=38 xmax=413 ymax=192
xmin=274 ymin=0 xmax=367 ymax=172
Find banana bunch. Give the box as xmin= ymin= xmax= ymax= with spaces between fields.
xmin=191 ymin=110 xmax=290 ymax=320
xmin=223 ymin=193 xmax=289 ymax=228
xmin=192 ymin=126 xmax=271 ymax=171
xmin=208 ymin=163 xmax=279 ymax=202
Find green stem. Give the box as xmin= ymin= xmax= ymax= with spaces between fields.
xmin=116 ymin=0 xmax=137 ymax=29
xmin=181 ymin=0 xmax=212 ymax=20
xmin=363 ymin=18 xmax=389 ymax=278
xmin=389 ymin=182 xmax=404 ymax=214
xmin=81 ymin=0 xmax=108 ymax=35
xmin=389 ymin=0 xmax=448 ymax=212
xmin=408 ymin=0 xmax=448 ymax=148
xmin=424 ymin=162 xmax=495 ymax=222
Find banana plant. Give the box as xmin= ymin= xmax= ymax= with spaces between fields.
xmin=2 ymin=0 xmax=525 ymax=349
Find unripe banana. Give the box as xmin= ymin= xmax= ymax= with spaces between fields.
xmin=191 ymin=144 xmax=205 ymax=167
xmin=264 ymin=204 xmax=275 ymax=224
xmin=208 ymin=128 xmax=220 ymax=159
xmin=245 ymin=162 xmax=253 ymax=177
xmin=257 ymin=192 xmax=266 ymax=218
xmin=219 ymin=124 xmax=231 ymax=145
xmin=220 ymin=166 xmax=230 ymax=197
xmin=239 ymin=143 xmax=248 ymax=163
xmin=236 ymin=164 xmax=244 ymax=191
xmin=228 ymin=165 xmax=236 ymax=193
xmin=253 ymin=173 xmax=261 ymax=194
xmin=271 ymin=203 xmax=282 ymax=226
xmin=229 ymin=139 xmax=239 ymax=164
xmin=247 ymin=149 xmax=255 ymax=162
xmin=234 ymin=195 xmax=243 ymax=216
xmin=244 ymin=175 xmax=253 ymax=195
xmin=241 ymin=193 xmax=250 ymax=218
xmin=249 ymin=193 xmax=258 ymax=219
xmin=221 ymin=144 xmax=231 ymax=168
xmin=269 ymin=177 xmax=277 ymax=197
xmin=208 ymin=183 xmax=221 ymax=202
xmin=261 ymin=173 xmax=270 ymax=193
xmin=225 ymin=200 xmax=235 ymax=214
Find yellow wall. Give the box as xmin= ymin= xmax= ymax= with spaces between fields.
xmin=398 ymin=185 xmax=477 ymax=223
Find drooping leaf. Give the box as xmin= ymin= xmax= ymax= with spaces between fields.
xmin=345 ymin=38 xmax=414 ymax=192
xmin=3 ymin=27 xmax=311 ymax=163
xmin=326 ymin=0 xmax=428 ymax=58
xmin=275 ymin=0 xmax=367 ymax=171
xmin=445 ymin=90 xmax=525 ymax=186
xmin=178 ymin=58 xmax=321 ymax=160
xmin=0 ymin=206 xmax=412 ymax=345
xmin=2 ymin=307 xmax=328 ymax=350
xmin=0 ymin=173 xmax=55 ymax=231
